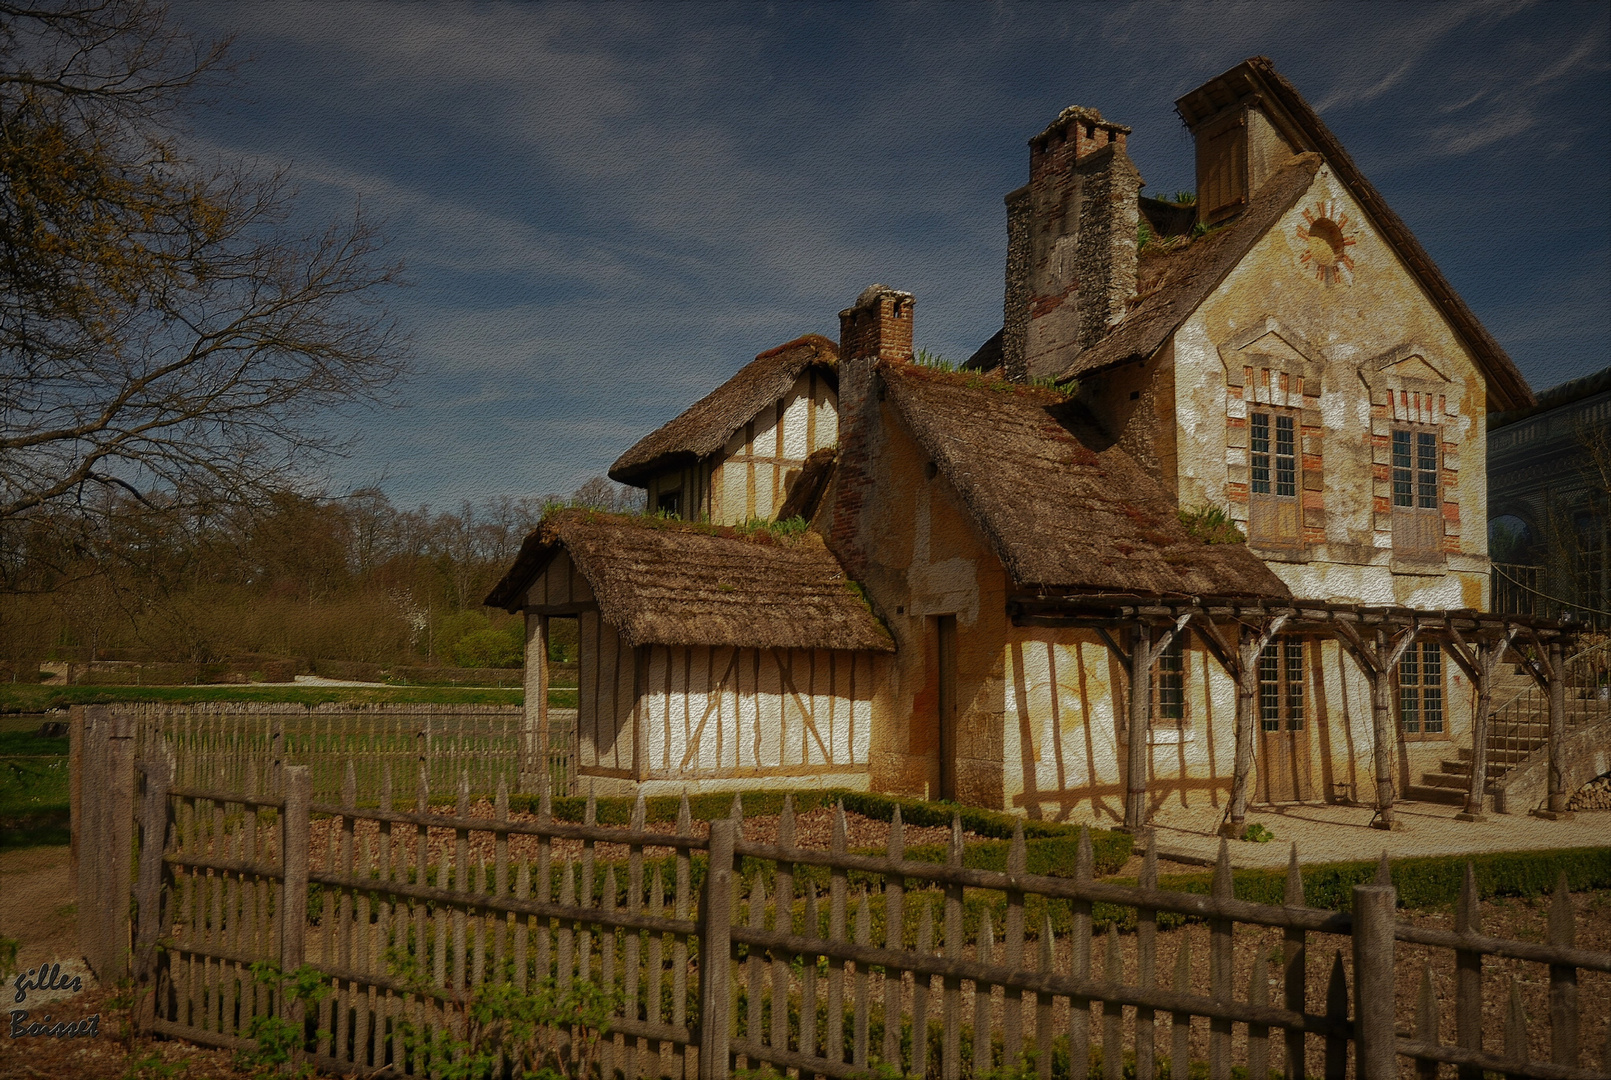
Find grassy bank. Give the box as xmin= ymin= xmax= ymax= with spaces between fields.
xmin=0 ymin=683 xmax=583 ymax=714
xmin=0 ymin=728 xmax=70 ymax=848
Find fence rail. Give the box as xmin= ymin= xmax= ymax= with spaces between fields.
xmin=118 ymin=702 xmax=578 ymax=800
xmin=68 ymin=709 xmax=1611 ymax=1080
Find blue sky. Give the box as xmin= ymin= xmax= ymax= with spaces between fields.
xmin=177 ymin=2 xmax=1611 ymax=508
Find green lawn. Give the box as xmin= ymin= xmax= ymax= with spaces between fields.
xmin=0 ymin=683 xmax=583 ymax=714
xmin=0 ymin=732 xmax=70 ymax=848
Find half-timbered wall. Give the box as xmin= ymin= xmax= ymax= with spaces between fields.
xmin=635 ymin=645 xmax=874 ymax=793
xmin=643 ymin=461 xmax=715 ymax=522
xmin=998 ymin=629 xmax=1477 ymax=823
xmin=707 ymin=370 xmax=838 ymax=524
xmin=1003 ymin=628 xmax=1242 ymax=821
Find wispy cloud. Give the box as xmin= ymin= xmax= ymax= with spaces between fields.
xmin=171 ymin=1 xmax=1609 ymax=504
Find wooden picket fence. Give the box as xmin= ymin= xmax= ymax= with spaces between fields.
xmin=74 ymin=716 xmax=1611 ymax=1079
xmin=116 ymin=702 xmax=577 ymax=801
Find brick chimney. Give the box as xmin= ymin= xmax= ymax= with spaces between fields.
xmin=830 ymin=284 xmax=913 ymax=575
xmin=838 ymin=283 xmax=914 ymax=364
xmin=1001 ymin=105 xmax=1140 ymax=382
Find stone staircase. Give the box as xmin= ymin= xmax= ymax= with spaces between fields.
xmin=1405 ymin=642 xmax=1610 ymax=807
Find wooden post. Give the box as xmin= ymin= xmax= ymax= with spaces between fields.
xmin=1445 ymin=626 xmax=1519 ymax=822
xmin=1333 ymin=621 xmax=1416 ymax=831
xmin=701 ymin=818 xmax=735 ymax=1080
xmin=133 ymin=737 xmax=173 ymax=1031
xmin=92 ymin=708 xmax=137 ymax=982
xmin=69 ymin=705 xmax=84 ymax=899
xmin=1463 ymin=637 xmax=1494 ymax=822
xmin=281 ymin=766 xmax=310 ymax=972
xmin=1545 ymin=641 xmax=1571 ymax=818
xmin=1231 ymin=639 xmax=1259 ymax=830
xmin=521 ymin=611 xmax=550 ymax=794
xmin=279 ymin=765 xmax=310 ymax=1067
xmin=1352 ymin=879 xmax=1397 ymax=1080
xmin=1368 ymin=630 xmax=1399 ymax=830
xmin=1126 ymin=622 xmax=1151 ymax=830
xmin=1223 ymin=613 xmax=1287 ymax=835
xmin=1454 ymin=865 xmax=1482 ymax=1080
xmin=270 ymin=716 xmax=285 ymax=795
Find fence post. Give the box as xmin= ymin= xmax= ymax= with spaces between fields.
xmin=1352 ymin=881 xmax=1398 ymax=1079
xmin=270 ymin=717 xmax=285 ymax=795
xmin=281 ymin=766 xmax=310 ymax=970
xmin=133 ymin=736 xmax=173 ymax=1031
xmin=69 ymin=705 xmax=84 ymax=899
xmin=700 ymin=819 xmax=735 ymax=1080
xmin=75 ymin=706 xmax=101 ymax=974
xmin=280 ymin=765 xmax=311 ymax=1061
xmin=82 ymin=707 xmax=137 ymax=983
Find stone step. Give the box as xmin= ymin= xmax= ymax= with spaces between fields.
xmin=1404 ymin=784 xmax=1469 ymax=805
xmin=1436 ymin=759 xmax=1505 ymax=776
xmin=1418 ymin=772 xmax=1470 ymax=790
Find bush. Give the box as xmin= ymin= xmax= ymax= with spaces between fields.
xmin=450 ymin=624 xmax=523 ymax=668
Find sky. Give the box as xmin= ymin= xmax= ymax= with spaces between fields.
xmin=176 ymin=2 xmax=1611 ymax=509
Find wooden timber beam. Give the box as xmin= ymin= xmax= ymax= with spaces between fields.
xmin=1331 ymin=619 xmax=1420 ymax=830
xmin=1538 ymin=639 xmax=1572 ymax=820
xmin=1446 ymin=623 xmax=1522 ymax=821
xmin=1121 ymin=613 xmax=1192 ymax=832
xmin=1225 ymin=612 xmax=1289 ymax=836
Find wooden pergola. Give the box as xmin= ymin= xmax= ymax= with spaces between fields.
xmin=1010 ymin=593 xmax=1581 ymax=833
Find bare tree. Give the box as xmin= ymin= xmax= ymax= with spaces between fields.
xmin=569 ymin=476 xmax=643 ymax=514
xmin=0 ymin=1 xmax=405 ymax=531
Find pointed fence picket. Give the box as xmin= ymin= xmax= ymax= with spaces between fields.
xmin=77 ymin=715 xmax=1611 ymax=1080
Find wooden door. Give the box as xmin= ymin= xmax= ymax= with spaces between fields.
xmin=1256 ymin=638 xmax=1315 ymax=803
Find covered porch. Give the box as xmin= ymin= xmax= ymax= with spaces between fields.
xmin=1011 ymin=593 xmax=1581 ymax=834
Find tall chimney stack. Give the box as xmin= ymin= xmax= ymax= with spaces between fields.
xmin=1001 ymin=105 xmax=1140 ymax=383
xmin=829 ymin=284 xmax=913 ymax=575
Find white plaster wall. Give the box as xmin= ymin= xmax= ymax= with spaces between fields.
xmin=708 ymin=371 xmax=839 ymax=524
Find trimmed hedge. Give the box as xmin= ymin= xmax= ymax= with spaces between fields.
xmin=1136 ymin=844 xmax=1611 ymax=913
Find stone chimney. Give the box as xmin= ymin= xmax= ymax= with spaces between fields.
xmin=830 ymin=284 xmax=913 ymax=575
xmin=1001 ymin=105 xmax=1141 ymax=382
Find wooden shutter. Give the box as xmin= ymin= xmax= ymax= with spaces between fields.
xmin=1197 ymin=109 xmax=1248 ymax=222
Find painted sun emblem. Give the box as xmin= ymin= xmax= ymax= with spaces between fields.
xmin=1296 ymin=200 xmax=1357 ymax=285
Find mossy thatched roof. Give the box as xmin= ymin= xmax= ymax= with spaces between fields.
xmin=485 ymin=509 xmax=893 ymax=653
xmin=609 ymin=334 xmax=837 ymax=486
xmin=880 ymin=364 xmax=1292 ymax=598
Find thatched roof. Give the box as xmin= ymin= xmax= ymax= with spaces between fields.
xmin=485 ymin=510 xmax=893 ymax=653
xmin=1050 ymin=153 xmax=1322 ymax=383
xmin=1173 ymin=57 xmax=1532 ymax=411
xmin=880 ymin=363 xmax=1292 ymax=598
xmin=609 ymin=334 xmax=838 ymax=486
